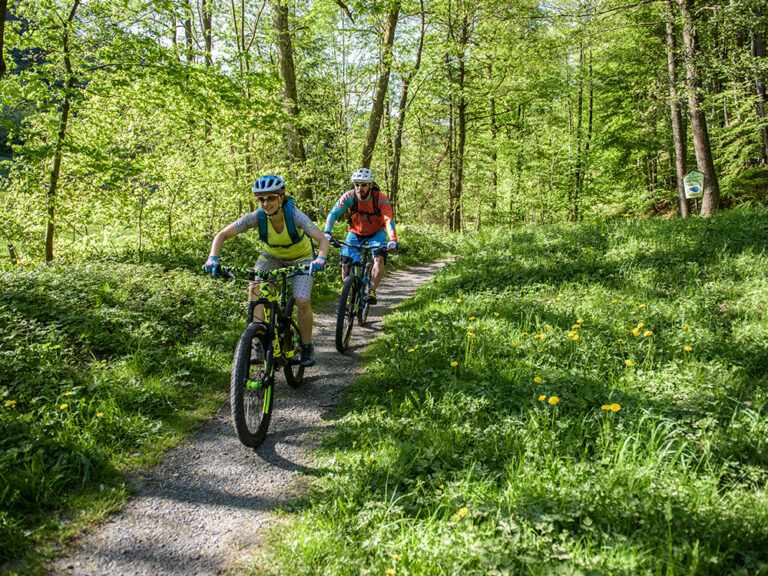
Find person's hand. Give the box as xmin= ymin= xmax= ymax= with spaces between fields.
xmin=204 ymin=256 xmax=220 ymax=278
xmin=387 ymin=241 xmax=398 ymax=251
xmin=324 ymin=231 xmax=333 ymax=241
xmin=309 ymin=256 xmax=326 ymax=276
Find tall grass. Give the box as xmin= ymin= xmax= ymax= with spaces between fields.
xmin=251 ymin=209 xmax=768 ymax=575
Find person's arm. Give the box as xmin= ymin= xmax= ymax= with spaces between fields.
xmin=379 ymin=197 xmax=398 ymax=243
xmin=324 ymin=192 xmax=355 ymax=233
xmin=309 ymin=226 xmax=330 ymax=259
xmin=208 ymin=224 xmax=239 ymax=258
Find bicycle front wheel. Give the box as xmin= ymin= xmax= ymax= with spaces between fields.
xmin=231 ymin=322 xmax=273 ymax=448
xmin=335 ymin=275 xmax=358 ymax=353
xmin=283 ymin=297 xmax=305 ymax=388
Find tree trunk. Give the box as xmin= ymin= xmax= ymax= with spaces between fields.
xmin=664 ymin=0 xmax=689 ymax=217
xmin=449 ymin=14 xmax=468 ymax=233
xmin=573 ymin=40 xmax=583 ymax=222
xmin=388 ymin=0 xmax=424 ymax=217
xmin=272 ymin=0 xmax=310 ymax=201
xmin=360 ymin=0 xmax=401 ymax=168
xmin=202 ymin=0 xmax=213 ymax=67
xmin=183 ymin=0 xmax=194 ymax=64
xmin=45 ymin=0 xmax=81 ymax=262
xmin=487 ymin=61 xmax=497 ymax=210
xmin=0 ymin=0 xmax=8 ymax=78
xmin=751 ymin=11 xmax=768 ymax=163
xmin=679 ymin=0 xmax=720 ymax=216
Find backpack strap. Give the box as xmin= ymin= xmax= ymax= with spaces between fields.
xmin=256 ymin=197 xmax=304 ymax=246
xmin=350 ymin=188 xmax=381 ymax=217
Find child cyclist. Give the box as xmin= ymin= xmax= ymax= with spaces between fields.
xmin=323 ymin=168 xmax=397 ymax=304
xmin=204 ymin=175 xmax=330 ymax=367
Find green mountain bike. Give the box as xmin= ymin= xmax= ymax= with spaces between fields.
xmin=218 ymin=264 xmax=309 ymax=448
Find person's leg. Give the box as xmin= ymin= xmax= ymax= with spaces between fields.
xmin=367 ymin=230 xmax=389 ymax=295
xmin=291 ymin=261 xmax=317 ymax=366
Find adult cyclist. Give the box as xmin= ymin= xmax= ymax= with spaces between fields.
xmin=204 ymin=175 xmax=330 ymax=367
xmin=323 ymin=168 xmax=398 ymax=305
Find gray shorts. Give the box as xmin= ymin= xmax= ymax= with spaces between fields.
xmin=254 ymin=251 xmax=314 ymax=300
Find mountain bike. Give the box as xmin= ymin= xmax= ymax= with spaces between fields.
xmin=217 ymin=263 xmax=309 ymax=448
xmin=331 ymin=239 xmax=390 ymax=353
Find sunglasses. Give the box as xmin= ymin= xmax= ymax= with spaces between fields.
xmin=256 ymin=194 xmax=280 ymax=202
xmin=354 ymin=182 xmax=371 ymax=188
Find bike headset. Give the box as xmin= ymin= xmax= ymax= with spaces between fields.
xmin=252 ymin=175 xmax=286 ymax=217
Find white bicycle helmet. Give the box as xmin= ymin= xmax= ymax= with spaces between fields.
xmin=350 ymin=168 xmax=374 ymax=183
xmin=252 ymin=175 xmax=286 ymax=196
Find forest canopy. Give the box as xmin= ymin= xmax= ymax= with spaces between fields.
xmin=1 ymin=0 xmax=767 ymax=262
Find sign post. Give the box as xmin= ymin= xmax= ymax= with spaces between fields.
xmin=683 ymin=170 xmax=704 ymax=214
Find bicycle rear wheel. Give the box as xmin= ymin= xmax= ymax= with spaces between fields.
xmin=283 ymin=297 xmax=305 ymax=388
xmin=335 ymin=275 xmax=358 ymax=353
xmin=231 ymin=322 xmax=273 ymax=448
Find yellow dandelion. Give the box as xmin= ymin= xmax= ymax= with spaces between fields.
xmin=577 ymin=318 xmax=585 ymax=324
xmin=617 ymin=338 xmax=624 ymax=343
xmin=522 ymin=332 xmax=529 ymax=337
xmin=391 ymin=554 xmax=400 ymax=560
xmin=637 ymin=322 xmax=645 ymax=328
xmin=640 ymin=304 xmax=646 ymax=309
xmin=63 ymin=391 xmax=74 ymax=397
xmin=408 ymin=348 xmax=415 ymax=353
xmin=625 ymin=360 xmax=633 ymax=366
xmin=96 ymin=412 xmax=104 ymax=418
xmin=602 ymin=233 xmax=606 ymax=237
xmin=467 ymin=326 xmax=474 ymax=331
xmin=534 ymin=376 xmax=542 ymax=382
xmin=60 ymin=403 xmax=68 ymax=410
xmin=571 ymin=334 xmax=580 ymax=341
xmin=683 ymin=324 xmax=690 ymax=329
xmin=556 ymin=297 xmax=561 ymax=301
xmin=457 ymin=298 xmax=462 ymax=303
xmin=538 ymin=395 xmax=547 ymax=402
xmin=494 ymin=312 xmax=500 ymax=317
xmin=458 ymin=507 xmax=469 ymax=517
xmin=467 ymin=333 xmax=476 ymax=338
xmin=381 ymin=410 xmax=387 ymax=415
xmin=439 ymin=484 xmax=444 ymax=490
xmin=424 ymin=321 xmax=429 ymax=325
xmin=452 ymin=514 xmax=459 ymax=520
xmin=601 ymin=405 xmax=610 ymax=410
xmin=548 ymin=397 xmax=559 ymax=405
xmin=643 ymin=330 xmax=653 ymax=337
xmin=572 ymin=324 xmax=580 ymax=329
xmin=630 ymin=310 xmax=637 ymax=315
xmin=469 ymin=316 xmax=476 ymax=321
xmin=546 ymin=325 xmax=553 ymax=331
xmin=385 ymin=569 xmax=396 ymax=576
xmin=611 ymin=299 xmax=617 ymax=303
xmin=631 ymin=328 xmax=640 ymax=336
xmin=684 ymin=345 xmax=693 ymax=351
xmin=394 ymin=343 xmax=399 ymax=347
xmin=534 ymin=334 xmax=541 ymax=339
xmin=539 ymin=333 xmax=547 ymax=339
xmin=101 ymin=359 xmax=107 ymax=363
xmin=388 ymin=389 xmax=393 ymax=393
xmin=482 ymin=326 xmax=489 ymax=331
xmin=5 ymin=400 xmax=17 ymax=408
xmin=450 ymin=361 xmax=458 ymax=367
xmin=414 ymin=345 xmax=419 ymax=349
xmin=610 ymin=403 xmax=621 ymax=412
xmin=513 ymin=342 xmax=520 ymax=347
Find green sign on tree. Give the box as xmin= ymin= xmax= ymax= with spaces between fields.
xmin=683 ymin=170 xmax=704 ymax=199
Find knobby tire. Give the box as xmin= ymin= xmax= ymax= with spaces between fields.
xmin=283 ymin=297 xmax=305 ymax=388
xmin=231 ymin=322 xmax=273 ymax=448
xmin=335 ymin=275 xmax=358 ymax=353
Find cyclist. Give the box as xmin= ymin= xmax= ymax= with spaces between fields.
xmin=323 ymin=168 xmax=398 ymax=304
xmin=204 ymin=175 xmax=330 ymax=367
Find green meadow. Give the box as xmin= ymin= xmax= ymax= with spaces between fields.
xmin=249 ymin=209 xmax=768 ymax=575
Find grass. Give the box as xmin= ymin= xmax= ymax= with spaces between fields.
xmin=0 ymin=225 xmax=450 ymax=574
xmin=246 ymin=208 xmax=768 ymax=576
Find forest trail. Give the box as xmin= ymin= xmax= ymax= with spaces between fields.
xmin=50 ymin=259 xmax=449 ymax=576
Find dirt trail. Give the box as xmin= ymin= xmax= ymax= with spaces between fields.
xmin=51 ymin=259 xmax=448 ymax=576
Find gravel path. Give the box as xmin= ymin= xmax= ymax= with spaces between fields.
xmin=50 ymin=259 xmax=448 ymax=576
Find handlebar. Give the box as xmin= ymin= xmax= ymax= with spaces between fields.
xmin=215 ymin=264 xmax=310 ymax=282
xmin=329 ymin=238 xmax=400 ymax=254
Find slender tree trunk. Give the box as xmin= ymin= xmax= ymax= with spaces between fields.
xmin=664 ymin=0 xmax=690 ymax=217
xmin=202 ymin=0 xmax=213 ymax=67
xmin=751 ymin=11 xmax=768 ymax=163
xmin=388 ymin=0 xmax=424 ymax=216
xmin=360 ymin=0 xmax=401 ymax=168
xmin=487 ymin=61 xmax=497 ymax=211
xmin=679 ymin=0 xmax=720 ymax=216
xmin=45 ymin=0 xmax=81 ymax=262
xmin=272 ymin=0 xmax=310 ymax=201
xmin=0 ymin=0 xmax=8 ymax=78
xmin=573 ymin=40 xmax=583 ymax=222
xmin=449 ymin=14 xmax=468 ymax=233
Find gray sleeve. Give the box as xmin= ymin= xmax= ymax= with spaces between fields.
xmin=233 ymin=211 xmax=260 ymax=233
xmin=292 ymin=207 xmax=318 ymax=235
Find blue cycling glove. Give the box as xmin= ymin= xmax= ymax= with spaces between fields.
xmin=309 ymin=256 xmax=326 ymax=276
xmin=204 ymin=255 xmax=220 ymax=278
